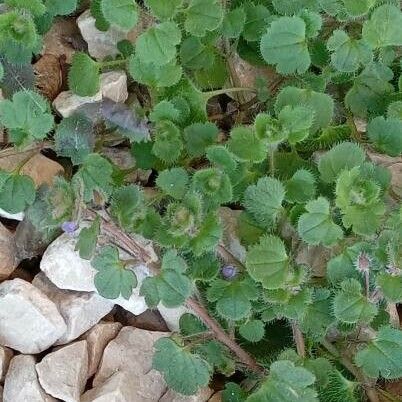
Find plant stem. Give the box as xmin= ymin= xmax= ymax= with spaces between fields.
xmin=321 ymin=338 xmax=380 ymax=402
xmin=268 ymin=145 xmax=276 ymax=176
xmin=203 ymin=87 xmax=256 ymax=100
xmin=386 ymin=303 xmax=400 ymax=328
xmin=291 ymin=322 xmax=306 ymax=358
xmin=99 ymin=59 xmax=128 ymax=69
xmin=88 ymin=210 xmax=264 ymax=374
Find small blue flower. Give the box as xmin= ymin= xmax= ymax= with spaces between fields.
xmin=221 ymin=265 xmax=237 ymax=280
xmin=61 ymin=221 xmax=78 ymax=235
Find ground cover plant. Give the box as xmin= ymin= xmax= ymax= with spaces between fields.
xmin=3 ymin=0 xmax=402 ymax=400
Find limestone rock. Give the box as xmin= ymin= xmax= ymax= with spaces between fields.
xmin=0 ymin=347 xmax=13 ymax=383
xmin=83 ymin=370 xmax=166 ymax=401
xmin=101 ymin=71 xmax=128 ymax=103
xmin=81 ymin=321 xmax=122 ymax=378
xmin=32 ymin=273 xmax=114 ymax=345
xmin=53 ymin=90 xmax=102 ymax=118
xmin=36 ymin=340 xmax=88 ymax=402
xmin=93 ymin=326 xmax=165 ymax=386
xmin=3 ymin=355 xmax=55 ymax=402
xmin=160 ymin=388 xmax=214 ymax=402
xmin=0 ymin=279 xmax=66 ymax=353
xmin=77 ymin=10 xmax=152 ymax=60
xmin=0 ymin=223 xmax=18 ymax=281
xmin=40 ymin=230 xmax=155 ymax=315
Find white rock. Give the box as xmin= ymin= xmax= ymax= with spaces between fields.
xmin=160 ymin=388 xmax=214 ymax=402
xmin=81 ymin=321 xmax=122 ymax=378
xmin=53 ymin=90 xmax=102 ymax=118
xmin=82 ymin=370 xmax=166 ymax=402
xmin=36 ymin=340 xmax=88 ymax=402
xmin=93 ymin=326 xmax=166 ymax=386
xmin=0 ymin=347 xmax=13 ymax=383
xmin=0 ymin=279 xmax=67 ymax=353
xmin=101 ymin=71 xmax=128 ymax=103
xmin=32 ymin=273 xmax=114 ymax=345
xmin=3 ymin=355 xmax=55 ymax=402
xmin=40 ymin=231 xmax=155 ymax=315
xmin=0 ymin=209 xmax=24 ymax=222
xmin=0 ymin=223 xmax=18 ymax=281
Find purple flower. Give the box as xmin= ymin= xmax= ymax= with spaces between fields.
xmin=221 ymin=265 xmax=237 ymax=280
xmin=61 ymin=221 xmax=78 ymax=235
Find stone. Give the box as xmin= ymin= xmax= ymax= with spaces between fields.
xmin=77 ymin=10 xmax=153 ymax=60
xmin=36 ymin=340 xmax=88 ymax=402
xmin=295 ymin=244 xmax=332 ymax=277
xmin=32 ymin=273 xmax=114 ymax=345
xmin=158 ymin=304 xmax=190 ymax=332
xmin=81 ymin=321 xmax=122 ymax=378
xmin=40 ymin=230 xmax=156 ymax=315
xmin=0 ymin=209 xmax=24 ymax=221
xmin=0 ymin=279 xmax=67 ymax=353
xmin=93 ymin=326 xmax=165 ymax=386
xmin=115 ymin=308 xmax=169 ymax=332
xmin=0 ymin=347 xmax=12 ymax=383
xmin=160 ymin=388 xmax=214 ymax=402
xmin=53 ymin=90 xmax=102 ymax=118
xmin=0 ymin=385 xmax=2 ymax=401
xmin=0 ymin=223 xmax=18 ymax=281
xmin=82 ymin=370 xmax=166 ymax=402
xmin=100 ymin=71 xmax=128 ymax=103
xmin=3 ymin=355 xmax=56 ymax=402
xmin=209 ymin=391 xmax=223 ymax=402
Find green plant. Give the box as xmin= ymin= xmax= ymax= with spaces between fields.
xmin=3 ymin=0 xmax=402 ymax=400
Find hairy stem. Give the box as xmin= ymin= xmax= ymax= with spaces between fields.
xmin=291 ymin=322 xmax=306 ymax=358
xmin=203 ymin=87 xmax=256 ymax=100
xmin=88 ymin=210 xmax=264 ymax=374
xmin=99 ymin=59 xmax=128 ymax=69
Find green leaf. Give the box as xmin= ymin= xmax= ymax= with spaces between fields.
xmin=184 ymin=122 xmax=219 ymax=158
xmin=222 ymin=7 xmax=246 ymax=39
xmin=362 ymin=4 xmax=402 ymax=48
xmin=75 ymin=217 xmax=100 ymax=260
xmin=180 ymin=36 xmax=215 ymax=70
xmin=195 ymin=340 xmax=235 ymax=376
xmin=327 ymin=30 xmax=372 ymax=73
xmin=0 ymin=173 xmax=35 ymax=214
xmin=44 ymin=0 xmax=77 ymax=16
xmin=110 ymin=185 xmax=143 ymax=231
xmin=190 ymin=212 xmax=222 ymax=256
xmin=206 ymin=145 xmax=237 ymax=173
xmin=278 ymin=105 xmax=314 ymax=143
xmin=68 ymin=53 xmax=100 ymax=96
xmin=367 ymin=116 xmax=402 ymax=157
xmin=247 ymin=360 xmax=318 ymax=402
xmin=299 ymin=10 xmax=322 ymax=38
xmin=298 ymin=197 xmax=343 ymax=247
xmin=0 ymin=90 xmax=53 ymax=146
xmin=246 ymin=235 xmax=289 ymax=289
xmin=355 ymin=327 xmax=402 ymax=379
xmin=275 ymin=86 xmax=333 ymax=133
xmin=54 ymin=115 xmax=94 ymax=165
xmin=239 ymin=320 xmax=265 ymax=343
xmin=136 ymin=22 xmax=181 ymax=66
xmin=152 ymin=120 xmax=183 ymax=164
xmin=90 ymin=0 xmax=110 ymax=31
xmin=333 ymin=279 xmax=377 ymax=324
xmin=140 ymin=251 xmax=193 ymax=308
xmin=345 ymin=62 xmax=394 ymax=117
xmin=227 ymin=126 xmax=266 ymax=163
xmin=260 ymin=16 xmax=310 ymax=75
xmin=73 ymin=154 xmax=113 ymax=202
xmin=153 ymin=337 xmax=211 ymax=395
xmin=207 ymin=278 xmax=259 ymax=321
xmin=285 ymin=169 xmax=316 ymax=204
xmin=187 ymin=253 xmax=219 ymax=281
xmin=244 ymin=177 xmax=285 ymax=228
xmin=179 ymin=313 xmax=207 ymax=336
xmin=343 ymin=0 xmax=375 ymax=16
xmin=101 ymin=0 xmax=138 ymax=30
xmin=128 ymin=55 xmax=182 ymax=88
xmin=223 ymin=383 xmax=247 ymax=402
xmin=0 ymin=61 xmax=3 ymax=81
xmin=156 ymin=168 xmax=189 ymax=200
xmin=92 ymin=246 xmax=137 ymax=300
xmin=184 ymin=0 xmax=223 ymax=37
xmin=376 ymin=273 xmax=402 ymax=303
xmin=5 ymin=0 xmax=46 ymax=16
xmin=242 ymin=3 xmax=270 ymax=42
xmin=150 ymin=101 xmax=180 ymax=124
xmin=317 ymin=142 xmax=365 ymax=183
xmin=131 ymin=141 xmax=157 ymax=169
xmin=144 ymin=0 xmax=182 ymax=19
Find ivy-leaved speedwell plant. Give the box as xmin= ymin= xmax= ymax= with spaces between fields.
xmin=2 ymin=0 xmax=402 ymax=400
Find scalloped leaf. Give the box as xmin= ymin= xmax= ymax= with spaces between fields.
xmin=156 ymin=168 xmax=189 ymax=200
xmin=223 ymin=7 xmax=246 ymax=39
xmin=144 ymin=0 xmax=183 ymax=19
xmin=285 ymin=169 xmax=316 ymax=204
xmin=367 ymin=116 xmax=402 ymax=157
xmin=0 ymin=172 xmax=35 ymax=214
xmin=239 ymin=320 xmax=265 ymax=342
xmin=100 ymin=0 xmax=138 ymax=30
xmin=184 ymin=0 xmax=223 ymax=37
xmin=68 ymin=52 xmax=100 ymax=96
xmin=227 ymin=126 xmax=266 ymax=163
xmin=152 ymin=120 xmax=183 ymax=164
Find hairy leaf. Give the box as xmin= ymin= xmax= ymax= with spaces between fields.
xmin=184 ymin=0 xmax=223 ymax=37
xmin=156 ymin=168 xmax=189 ymax=200
xmin=101 ymin=0 xmax=138 ymax=30
xmin=367 ymin=116 xmax=402 ymax=157
xmin=227 ymin=126 xmax=266 ymax=163
xmin=75 ymin=217 xmax=100 ymax=260
xmin=239 ymin=320 xmax=265 ymax=342
xmin=68 ymin=53 xmax=100 ymax=96
xmin=144 ymin=0 xmax=182 ymax=20
xmin=0 ymin=172 xmax=35 ymax=214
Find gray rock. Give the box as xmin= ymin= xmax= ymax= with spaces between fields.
xmin=0 ymin=279 xmax=66 ymax=353
xmin=32 ymin=273 xmax=114 ymax=345
xmin=36 ymin=340 xmax=88 ymax=402
xmin=53 ymin=90 xmax=102 ymax=118
xmin=0 ymin=223 xmax=18 ymax=281
xmin=81 ymin=321 xmax=122 ymax=378
xmin=3 ymin=355 xmax=55 ymax=402
xmin=101 ymin=71 xmax=128 ymax=103
xmin=93 ymin=326 xmax=166 ymax=387
xmin=0 ymin=346 xmax=13 ymax=383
